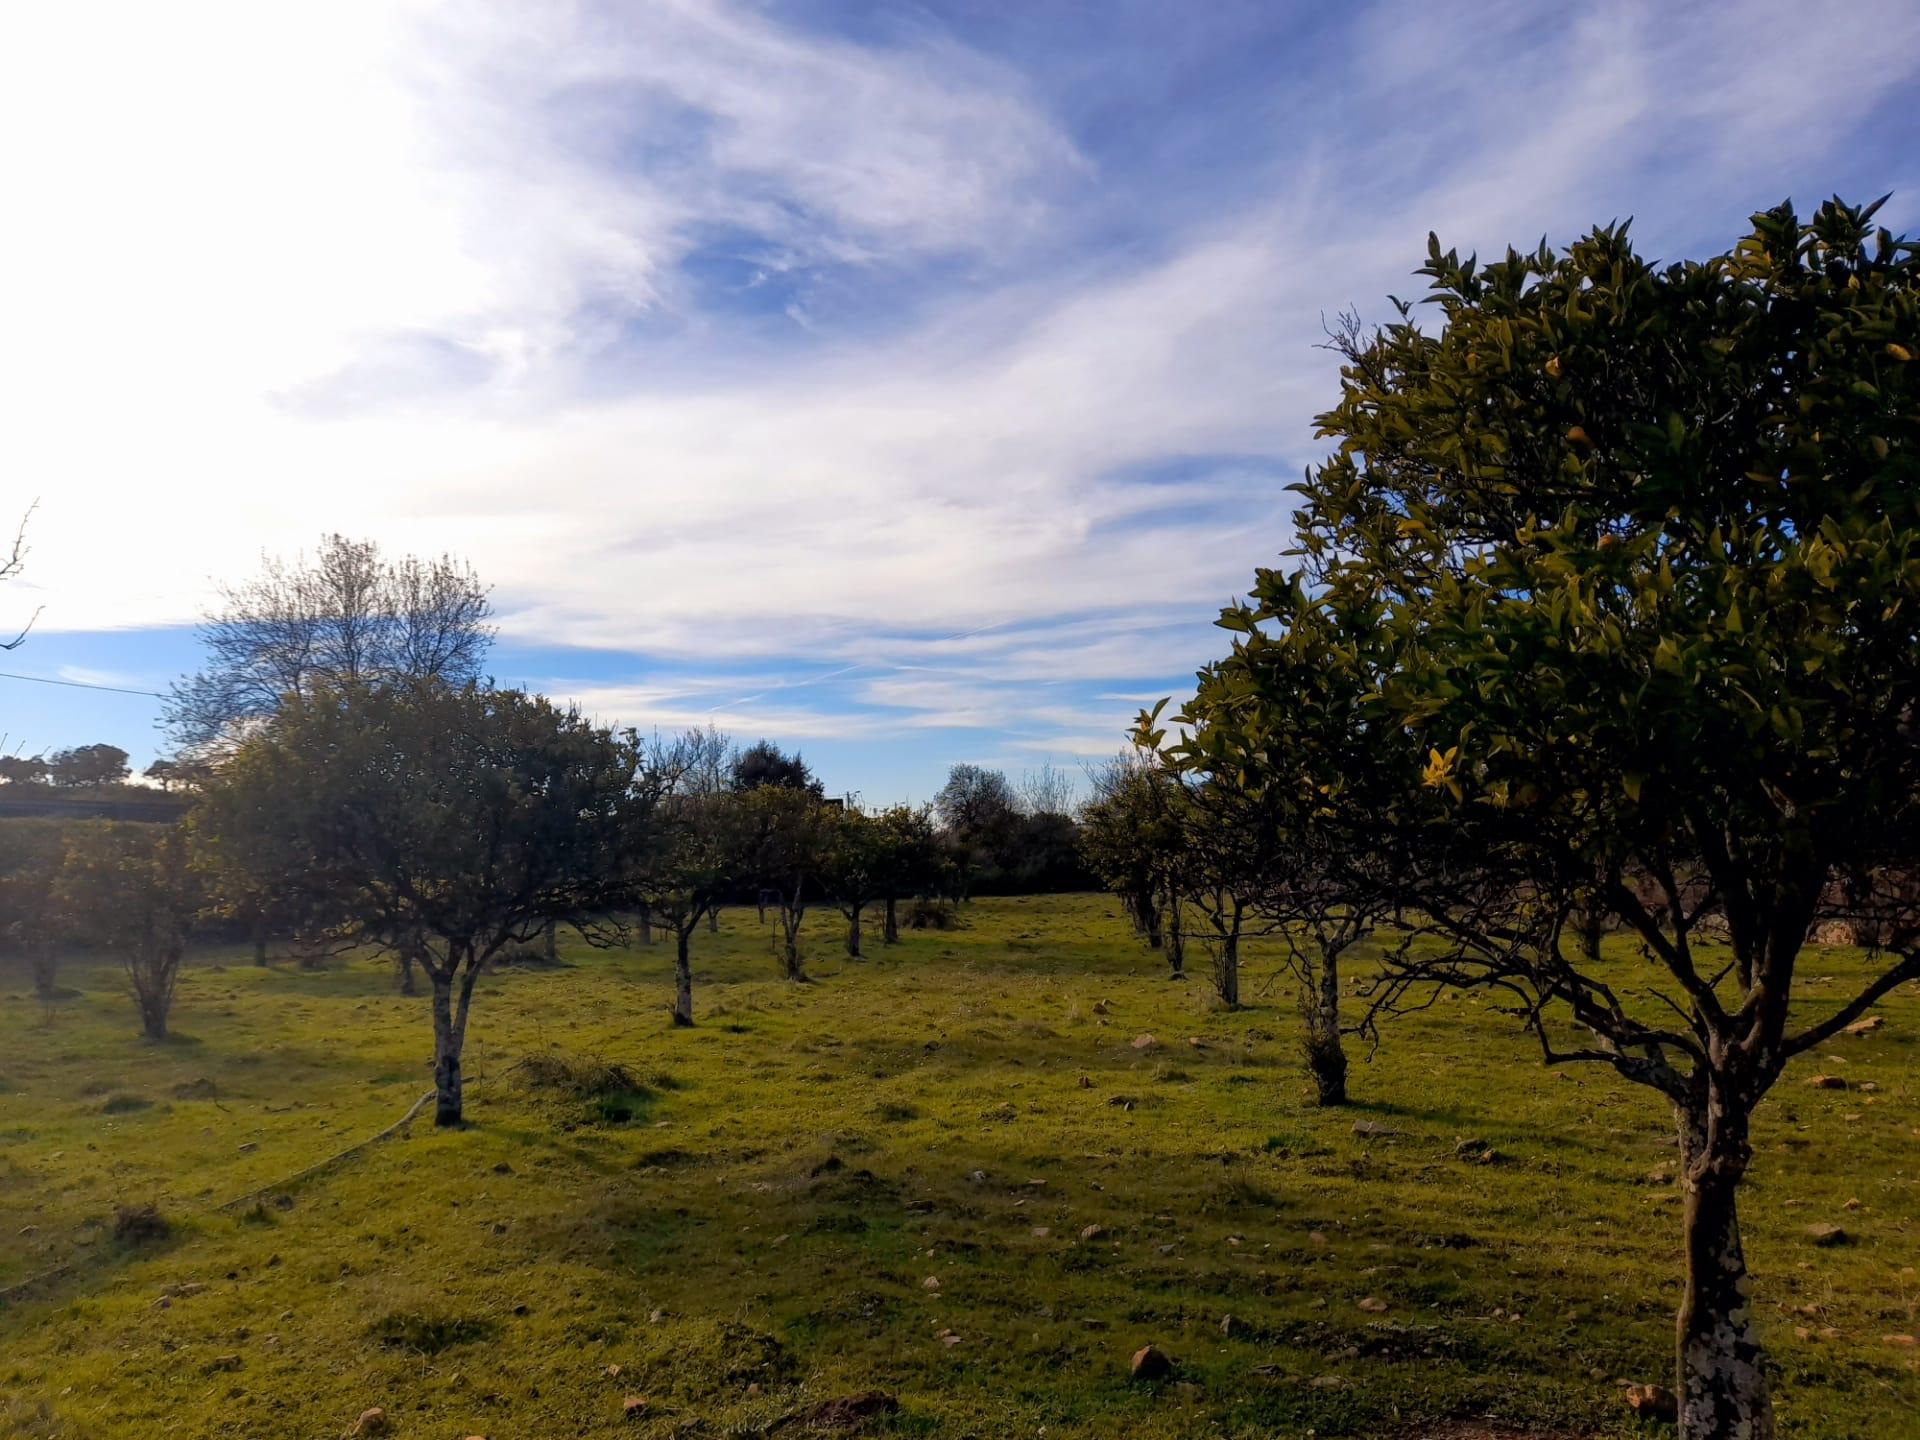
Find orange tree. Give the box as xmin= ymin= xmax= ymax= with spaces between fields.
xmin=1170 ymin=199 xmax=1919 ymax=1438
xmin=196 ymin=681 xmax=641 ymax=1125
xmin=54 ymin=823 xmax=203 ymax=1039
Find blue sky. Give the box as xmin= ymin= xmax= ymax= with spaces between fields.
xmin=4 ymin=0 xmax=1918 ymax=803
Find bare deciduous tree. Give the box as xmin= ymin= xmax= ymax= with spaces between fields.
xmin=164 ymin=534 xmax=492 ymax=754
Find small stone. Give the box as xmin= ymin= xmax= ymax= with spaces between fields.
xmin=204 ymin=1354 xmax=242 ymax=1374
xmin=1309 ymin=1374 xmax=1345 ymax=1389
xmin=922 ymin=1275 xmax=941 ymax=1290
xmin=1130 ymin=1344 xmax=1174 ymax=1380
xmin=1844 ymin=1198 xmax=1862 ymax=1212
xmin=1080 ymin=1224 xmax=1104 ymax=1241
xmin=648 ymin=1308 xmax=665 ymax=1323
xmin=492 ymin=1161 xmax=513 ymax=1174
xmin=352 ymin=1410 xmax=389 ymax=1438
xmin=940 ymin=1331 xmax=962 ymax=1346
xmin=1885 ymin=1334 xmax=1918 ymax=1347
xmin=1844 ymin=1015 xmax=1883 ymax=1036
xmin=1623 ymin=1383 xmax=1678 ymax=1422
xmin=1077 ymin=1074 xmax=1092 ymax=1088
xmin=1357 ymin=1296 xmax=1388 ymax=1313
xmin=1806 ymin=1223 xmax=1850 ymax=1246
xmin=1156 ymin=1243 xmax=1176 ymax=1255
xmin=1187 ymin=1036 xmax=1206 ymax=1048
xmin=968 ymin=1169 xmax=987 ymax=1184
xmin=1220 ymin=1313 xmax=1244 ymax=1337
xmin=1091 ymin=1000 xmax=1108 ymax=1014
xmin=1351 ymin=1120 xmax=1393 ymax=1138
xmin=1805 ymin=1075 xmax=1847 ymax=1090
xmin=606 ymin=1363 xmax=622 ymax=1378
xmin=1308 ymin=1230 xmax=1328 ymax=1246
xmin=1031 ymin=1226 xmax=1051 ymax=1238
xmin=1131 ymin=1034 xmax=1157 ymax=1051
xmin=622 ymin=1395 xmax=648 ymax=1419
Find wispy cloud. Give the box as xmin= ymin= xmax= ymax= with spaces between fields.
xmin=5 ymin=0 xmax=1917 ymax=796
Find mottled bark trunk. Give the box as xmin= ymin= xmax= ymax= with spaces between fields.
xmin=1136 ymin=886 xmax=1163 ymax=948
xmin=672 ymin=926 xmax=694 ymax=1027
xmin=638 ymin=910 xmax=653 ymax=946
xmin=1214 ymin=928 xmax=1239 ymax=1007
xmin=779 ymin=899 xmax=806 ymax=981
xmin=397 ymin=948 xmax=419 ymax=996
xmin=1165 ymin=894 xmax=1184 ymax=975
xmin=845 ymin=902 xmax=863 ymax=958
xmin=1676 ymin=1107 xmax=1771 ymax=1440
xmin=883 ymin=895 xmax=899 ymax=944
xmin=251 ymin=912 xmax=268 ymax=967
xmin=708 ymin=906 xmax=720 ymax=935
xmin=1304 ymin=950 xmax=1347 ymax=1106
xmin=544 ymin=921 xmax=558 ymax=963
xmin=130 ymin=944 xmax=178 ymax=1041
xmin=430 ymin=957 xmax=478 ymax=1127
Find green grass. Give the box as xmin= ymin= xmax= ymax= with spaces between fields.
xmin=0 ymin=894 xmax=1914 ymax=1438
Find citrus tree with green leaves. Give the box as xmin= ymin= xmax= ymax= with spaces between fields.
xmin=196 ymin=682 xmax=641 ymax=1126
xmin=54 ymin=823 xmax=204 ymax=1040
xmin=1171 ymin=198 xmax=1919 ymax=1438
xmin=0 ymin=820 xmax=68 ymax=1002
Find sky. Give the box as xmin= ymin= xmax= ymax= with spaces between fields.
xmin=2 ymin=0 xmax=1917 ymax=805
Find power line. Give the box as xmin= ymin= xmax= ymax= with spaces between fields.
xmin=0 ymin=669 xmax=166 ymax=699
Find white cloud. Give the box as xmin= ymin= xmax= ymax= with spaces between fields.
xmin=4 ymin=0 xmax=1917 ymax=783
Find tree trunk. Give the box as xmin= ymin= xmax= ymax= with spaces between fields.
xmin=1165 ymin=893 xmax=1184 ymax=975
xmin=1675 ymin=1108 xmax=1770 ymax=1440
xmin=30 ymin=949 xmax=58 ymax=1003
xmin=1137 ymin=886 xmax=1163 ymax=948
xmin=672 ymin=926 xmax=694 ymax=1027
xmin=251 ymin=911 xmax=268 ymax=967
xmin=780 ymin=901 xmax=806 ymax=981
xmin=1304 ymin=949 xmax=1347 ymax=1106
xmin=430 ymin=962 xmax=477 ymax=1128
xmin=883 ymin=894 xmax=899 ymax=944
xmin=397 ymin=948 xmax=419 ymax=996
xmin=131 ymin=945 xmax=176 ymax=1040
xmin=708 ymin=905 xmax=720 ymax=935
xmin=544 ymin=921 xmax=558 ymax=963
xmin=845 ymin=902 xmax=863 ymax=958
xmin=638 ymin=910 xmax=653 ymax=946
xmin=1214 ymin=928 xmax=1239 ymax=1007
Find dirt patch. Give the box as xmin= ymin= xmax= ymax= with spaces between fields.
xmin=787 ymin=1391 xmax=899 ymax=1431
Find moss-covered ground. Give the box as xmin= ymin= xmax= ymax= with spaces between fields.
xmin=0 ymin=894 xmax=1914 ymax=1438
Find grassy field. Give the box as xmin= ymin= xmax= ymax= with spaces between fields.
xmin=0 ymin=893 xmax=1913 ymax=1439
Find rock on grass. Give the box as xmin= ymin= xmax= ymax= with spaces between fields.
xmin=1129 ymin=1344 xmax=1173 ymax=1380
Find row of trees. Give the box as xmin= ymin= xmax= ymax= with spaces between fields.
xmin=1078 ymin=751 xmax=1377 ymax=1104
xmin=0 ymin=681 xmax=965 ymax=1125
xmin=1104 ymin=199 xmax=1918 ymax=1439
xmin=0 ymin=743 xmax=134 ymax=789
